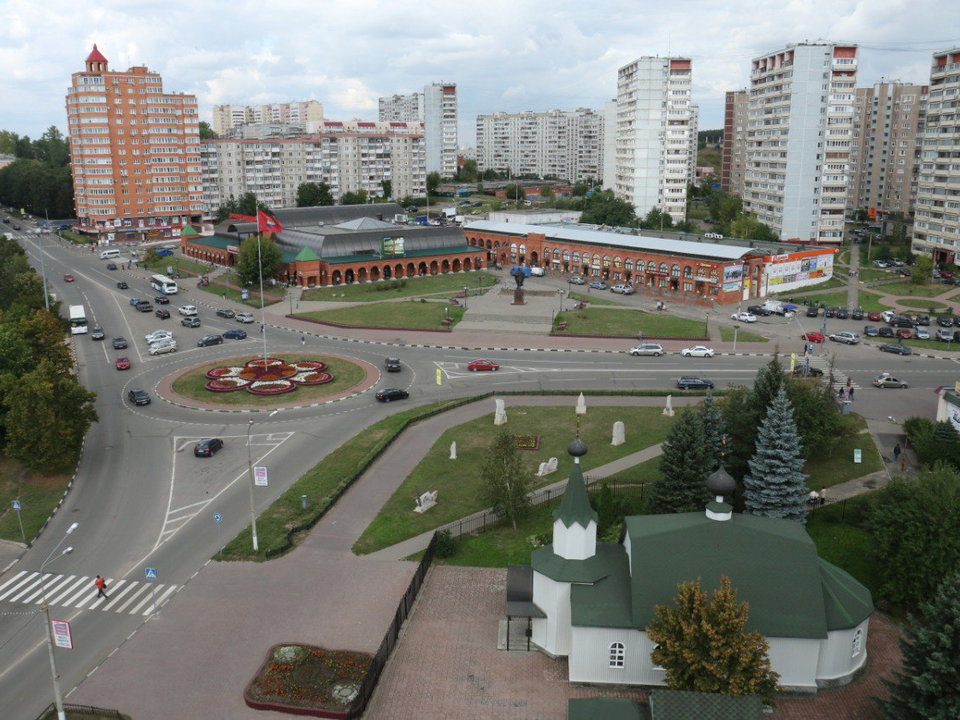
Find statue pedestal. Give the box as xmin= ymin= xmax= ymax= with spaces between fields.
xmin=512 ymin=289 xmax=526 ymax=305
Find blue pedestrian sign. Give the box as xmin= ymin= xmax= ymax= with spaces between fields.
xmin=214 ymin=513 xmax=222 ymax=523
xmin=144 ymin=567 xmax=158 ymax=580
xmin=11 ymin=500 xmax=20 ymax=510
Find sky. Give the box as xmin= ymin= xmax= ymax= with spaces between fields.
xmin=1 ymin=0 xmax=957 ymax=145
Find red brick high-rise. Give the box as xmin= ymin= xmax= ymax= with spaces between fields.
xmin=65 ymin=45 xmax=202 ymax=242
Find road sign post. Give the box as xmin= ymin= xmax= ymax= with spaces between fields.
xmin=11 ymin=500 xmax=24 ymax=543
xmin=214 ymin=513 xmax=223 ymax=557
xmin=254 ymin=466 xmax=268 ymax=487
xmin=145 ymin=567 xmax=158 ymax=616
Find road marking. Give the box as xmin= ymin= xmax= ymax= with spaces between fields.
xmin=115 ymin=584 xmax=151 ymax=613
xmin=0 ymin=571 xmax=33 ymax=600
xmin=51 ymin=576 xmax=89 ymax=605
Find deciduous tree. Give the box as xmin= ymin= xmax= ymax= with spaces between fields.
xmin=296 ymin=182 xmax=334 ymax=207
xmin=426 ymin=171 xmax=442 ymax=197
xmin=580 ymin=189 xmax=638 ymax=228
xmin=650 ymin=409 xmax=713 ymax=513
xmin=339 ymin=189 xmax=368 ymax=206
xmin=479 ymin=431 xmax=533 ymax=529
xmin=235 ymin=234 xmax=283 ymax=287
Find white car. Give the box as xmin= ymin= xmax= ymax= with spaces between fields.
xmin=149 ymin=340 xmax=178 ymax=356
xmin=569 ymin=276 xmax=586 ymax=285
xmin=730 ymin=312 xmax=757 ymax=323
xmin=144 ymin=330 xmax=174 ymax=344
xmin=178 ymin=305 xmax=198 ymax=317
xmin=611 ymin=284 xmax=635 ymax=295
xmin=828 ymin=331 xmax=861 ymax=345
xmin=881 ymin=310 xmax=896 ymax=324
xmin=681 ymin=345 xmax=715 ymax=358
xmin=916 ymin=327 xmax=931 ymax=340
xmin=235 ymin=312 xmax=255 ymax=323
xmin=629 ymin=343 xmax=664 ymax=357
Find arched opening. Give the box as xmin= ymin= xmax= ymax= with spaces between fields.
xmin=417 ymin=261 xmax=428 ymax=276
xmin=441 ymin=259 xmax=450 ymax=273
xmin=406 ymin=262 xmax=415 ymax=277
xmin=332 ymin=270 xmax=342 ymax=285
xmin=357 ymin=267 xmax=368 ymax=283
xmin=486 ymin=239 xmax=492 ymax=249
xmin=530 ymin=251 xmax=539 ymax=265
xmin=370 ymin=266 xmax=380 ymax=281
xmin=344 ymin=269 xmax=355 ymax=284
xmin=464 ymin=257 xmax=473 ymax=270
xmin=430 ymin=260 xmax=440 ymax=275
xmin=452 ymin=258 xmax=462 ymax=272
xmin=394 ymin=264 xmax=403 ymax=278
xmin=381 ymin=265 xmax=392 ymax=280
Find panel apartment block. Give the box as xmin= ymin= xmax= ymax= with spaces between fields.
xmin=200 ymin=121 xmax=425 ymax=214
xmin=614 ymin=57 xmax=694 ymax=224
xmin=722 ymin=90 xmax=749 ymax=195
xmin=211 ymin=101 xmax=324 ymax=135
xmin=848 ymin=83 xmax=926 ymax=218
xmin=476 ymin=108 xmax=604 ymax=182
xmin=744 ymin=43 xmax=858 ymax=244
xmin=66 ymin=45 xmax=202 ymax=240
xmin=914 ymin=48 xmax=960 ymax=263
xmin=379 ymin=83 xmax=457 ymax=178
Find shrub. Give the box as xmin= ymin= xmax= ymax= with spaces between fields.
xmin=433 ymin=529 xmax=457 ymax=558
xmin=375 ymin=284 xmax=385 ymax=292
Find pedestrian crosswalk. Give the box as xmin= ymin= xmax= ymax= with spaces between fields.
xmin=0 ymin=571 xmax=180 ymax=616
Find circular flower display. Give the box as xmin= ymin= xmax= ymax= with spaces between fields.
xmin=204 ymin=358 xmax=333 ymax=396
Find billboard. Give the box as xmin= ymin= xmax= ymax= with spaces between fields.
xmin=381 ymin=236 xmax=405 ymax=256
xmin=722 ymin=264 xmax=743 ymax=293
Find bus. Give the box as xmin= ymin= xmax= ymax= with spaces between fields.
xmin=150 ymin=274 xmax=179 ymax=295
xmin=69 ymin=305 xmax=88 ymax=335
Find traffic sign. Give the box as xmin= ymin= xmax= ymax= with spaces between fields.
xmin=254 ymin=466 xmax=268 ymax=487
xmin=854 ymin=449 xmax=862 ymax=464
xmin=51 ymin=619 xmax=73 ymax=650
xmin=144 ymin=567 xmax=158 ymax=580
xmin=214 ymin=513 xmax=222 ymax=523
xmin=436 ymin=368 xmax=442 ymax=386
xmin=11 ymin=500 xmax=20 ymax=511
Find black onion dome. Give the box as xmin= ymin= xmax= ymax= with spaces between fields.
xmin=707 ymin=464 xmax=736 ymax=497
xmin=567 ymin=436 xmax=588 ymax=458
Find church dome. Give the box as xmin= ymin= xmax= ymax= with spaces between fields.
xmin=706 ymin=464 xmax=736 ymax=497
xmin=567 ymin=436 xmax=588 ymax=458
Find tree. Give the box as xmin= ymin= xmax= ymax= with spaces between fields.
xmin=454 ymin=159 xmax=478 ymax=183
xmin=237 ymin=191 xmax=267 ymax=216
xmin=478 ymin=431 xmax=533 ymax=529
xmin=296 ymin=182 xmax=334 ymax=207
xmin=0 ymin=159 xmax=74 ymax=217
xmin=868 ymin=465 xmax=960 ymax=609
xmin=339 ymin=189 xmax=368 ymax=206
xmin=912 ymin=254 xmax=933 ymax=285
xmin=699 ymin=395 xmax=725 ymax=470
xmin=198 ymin=121 xmax=218 ymax=140
xmin=572 ymin=180 xmax=590 ymax=197
xmin=16 ymin=309 xmax=72 ymax=375
xmin=505 ymin=183 xmax=525 ymax=203
xmin=581 ymin=189 xmax=638 ymax=228
xmin=142 ymin=246 xmax=161 ymax=267
xmin=743 ymin=388 xmax=808 ymax=522
xmin=426 ymin=171 xmax=441 ymax=197
xmin=32 ymin=126 xmax=70 ymax=168
xmin=648 ymin=575 xmax=780 ymax=704
xmin=380 ymin=179 xmax=392 ymax=200
xmin=878 ymin=570 xmax=960 ymax=719
xmin=651 ymin=408 xmax=713 ymax=513
xmin=639 ymin=207 xmax=673 ymax=230
xmin=235 ymin=234 xmax=283 ymax=286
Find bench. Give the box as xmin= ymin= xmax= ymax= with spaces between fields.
xmin=556 ymin=322 xmax=567 ymax=332
xmin=441 ymin=317 xmax=454 ymax=327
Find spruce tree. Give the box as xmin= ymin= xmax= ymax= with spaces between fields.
xmin=878 ymin=570 xmax=960 ymax=718
xmin=651 ymin=408 xmax=713 ymax=514
xmin=699 ymin=394 xmax=725 ymax=470
xmin=743 ymin=387 xmax=808 ymax=522
xmin=749 ymin=354 xmax=786 ymax=423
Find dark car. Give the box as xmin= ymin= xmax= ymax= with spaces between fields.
xmin=91 ymin=326 xmax=105 ymax=340
xmin=676 ymin=376 xmax=715 ymax=390
xmin=117 ymin=281 xmax=129 ymax=290
xmin=851 ymin=308 xmax=864 ymax=321
xmin=128 ymin=389 xmax=151 ymax=406
xmin=953 ymin=316 xmax=960 ymax=328
xmin=943 ymin=277 xmax=959 ymax=286
xmin=106 ymin=262 xmax=118 ymax=271
xmin=806 ymin=306 xmax=819 ymax=318
xmin=892 ymin=316 xmax=915 ymax=328
xmin=863 ymin=325 xmax=879 ymax=337
xmin=13 ymin=224 xmax=21 ymax=231
xmin=216 ymin=308 xmax=236 ymax=319
xmin=916 ymin=314 xmax=930 ymax=326
xmin=938 ymin=316 xmax=955 ymax=327
xmin=824 ymin=307 xmax=835 ymax=318
xmin=112 ymin=337 xmax=127 ymax=349
xmin=154 ymin=295 xmax=170 ymax=305
xmin=384 ymin=357 xmax=402 ymax=372
xmin=194 ymin=438 xmax=223 ymax=457
xmin=878 ymin=326 xmax=895 ymax=338
xmin=376 ymin=388 xmax=409 ymax=402
xmin=181 ymin=316 xmax=201 ymax=328
xmin=879 ymin=342 xmax=912 ymax=355
xmin=792 ymin=366 xmax=824 ymax=377
xmin=747 ymin=305 xmax=771 ymax=317
xmin=222 ymin=329 xmax=247 ymax=340
xmin=836 ymin=307 xmax=849 ymax=320
xmin=197 ymin=334 xmax=223 ymax=347
xmin=136 ymin=301 xmax=154 ymax=313
xmin=155 ymin=308 xmax=170 ymax=319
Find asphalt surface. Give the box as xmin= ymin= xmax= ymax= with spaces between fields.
xmin=0 ymin=221 xmax=954 ymax=718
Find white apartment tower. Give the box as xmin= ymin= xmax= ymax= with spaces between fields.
xmin=211 ymin=101 xmax=324 ymax=135
xmin=743 ymin=43 xmax=858 ymax=243
xmin=602 ymin=100 xmax=617 ymax=191
xmin=614 ymin=57 xmax=694 ymax=224
xmin=379 ymin=83 xmax=458 ymax=178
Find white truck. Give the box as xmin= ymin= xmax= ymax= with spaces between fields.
xmin=762 ymin=299 xmax=795 ymax=317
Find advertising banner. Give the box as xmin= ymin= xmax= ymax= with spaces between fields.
xmin=381 ymin=236 xmax=405 ymax=257
xmin=722 ymin=264 xmax=744 ymax=293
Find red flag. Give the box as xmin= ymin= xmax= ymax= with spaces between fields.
xmin=258 ymin=210 xmax=282 ymax=235
xmin=228 ymin=212 xmax=257 ymax=222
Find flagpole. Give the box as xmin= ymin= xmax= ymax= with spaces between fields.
xmin=257 ymin=227 xmax=268 ymax=369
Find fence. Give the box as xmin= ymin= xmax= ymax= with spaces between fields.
xmin=37 ymin=704 xmax=123 ymax=719
xmin=352 ymin=532 xmax=438 ymax=717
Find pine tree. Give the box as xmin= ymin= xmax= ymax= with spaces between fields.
xmin=750 ymin=354 xmax=786 ymax=423
xmin=651 ymin=409 xmax=713 ymax=513
xmin=478 ymin=431 xmax=533 ymax=529
xmin=743 ymin=387 xmax=808 ymax=522
xmin=878 ymin=570 xmax=960 ymax=718
xmin=699 ymin=394 xmax=725 ymax=470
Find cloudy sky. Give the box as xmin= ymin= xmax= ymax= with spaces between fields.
xmin=1 ymin=0 xmax=956 ymax=144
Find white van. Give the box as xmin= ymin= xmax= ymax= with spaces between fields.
xmin=100 ymin=249 xmax=121 ymax=260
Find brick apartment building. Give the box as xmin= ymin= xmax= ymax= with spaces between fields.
xmin=722 ymin=90 xmax=748 ymax=195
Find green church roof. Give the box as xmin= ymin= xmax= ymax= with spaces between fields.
xmin=649 ymin=689 xmax=763 ymax=720
xmin=180 ymin=224 xmax=199 ymax=237
xmin=570 ymin=550 xmax=633 ymax=628
xmin=568 ymin=698 xmax=648 ymax=720
xmin=294 ymin=246 xmax=320 ymax=262
xmin=818 ymin=558 xmax=874 ymax=630
xmin=532 ymin=541 xmax=622 ymax=583
xmin=553 ymin=462 xmax=598 ymax=528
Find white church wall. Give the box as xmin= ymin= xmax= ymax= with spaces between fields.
xmin=767 ymin=637 xmax=821 ymax=689
xmin=569 ymin=626 xmax=647 ymax=685
xmin=623 ymin=533 xmax=632 ymax=576
xmin=817 ymin=620 xmax=869 ymax=682
xmin=531 ymin=572 xmax=572 ymax=656
xmin=552 ymin=518 xmax=597 ymax=560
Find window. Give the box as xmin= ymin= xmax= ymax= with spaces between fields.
xmin=852 ymin=628 xmax=863 ymax=658
xmin=609 ymin=642 xmax=625 ymax=668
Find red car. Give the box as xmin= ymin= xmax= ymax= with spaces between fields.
xmin=63 ymin=274 xmax=75 ymax=282
xmin=867 ymin=311 xmax=883 ymax=321
xmin=115 ymin=356 xmax=131 ymax=370
xmin=467 ymin=359 xmax=500 ymax=372
xmin=942 ymin=270 xmax=954 ymax=279
xmin=896 ymin=328 xmax=912 ymax=339
xmin=802 ymin=331 xmax=825 ymax=343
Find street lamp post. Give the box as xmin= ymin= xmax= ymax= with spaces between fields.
xmin=246 ymin=411 xmax=278 ymax=552
xmin=463 ymin=287 xmax=468 ymax=310
xmin=40 ymin=521 xmax=78 ymax=720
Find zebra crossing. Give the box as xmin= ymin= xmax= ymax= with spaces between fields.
xmin=0 ymin=571 xmax=179 ymax=616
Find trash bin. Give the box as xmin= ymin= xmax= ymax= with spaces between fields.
xmin=840 ymin=400 xmax=851 ymax=415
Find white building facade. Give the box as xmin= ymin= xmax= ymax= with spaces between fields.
xmin=379 ymin=83 xmax=457 ymax=178
xmin=743 ymin=43 xmax=858 ymax=244
xmin=211 ymin=100 xmax=324 ymax=135
xmin=614 ymin=57 xmax=694 ymax=224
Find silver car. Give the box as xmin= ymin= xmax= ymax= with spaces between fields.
xmin=149 ymin=340 xmax=178 ymax=356
xmin=629 ymin=343 xmax=664 ymax=357
xmin=611 ymin=284 xmax=635 ymax=295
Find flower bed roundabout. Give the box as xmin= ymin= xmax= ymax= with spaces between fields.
xmin=166 ymin=353 xmax=373 ymax=410
xmin=244 ymin=643 xmax=373 ymax=718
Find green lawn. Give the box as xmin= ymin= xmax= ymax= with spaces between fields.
xmin=686 ymin=203 xmax=710 ymax=220
xmin=806 ymin=496 xmax=879 ymax=598
xmin=719 ymin=325 xmax=769 ymax=343
xmin=567 ymin=292 xmax=621 ymax=307
xmin=798 ymin=289 xmax=888 ymax=312
xmin=857 ymin=267 xmax=898 ymax=283
xmin=142 ymin=256 xmax=210 ymax=276
xmin=435 ymin=502 xmax=557 ymax=568
xmin=352 ymin=406 xmax=677 ymax=555
xmin=803 ymin=420 xmax=883 ymax=489
xmin=603 ymin=455 xmax=663 ymax=485
xmin=198 ymin=272 xmax=286 ymax=308
xmin=895 ymin=298 xmax=952 ymax=312
xmin=170 ymin=354 xmax=366 ymax=407
xmin=301 ymin=271 xmax=497 ymax=303
xmin=296 ymin=301 xmax=466 ymax=330
xmin=872 ymin=280 xmax=950 ymax=299
xmin=553 ymin=307 xmax=708 ymax=339
xmin=0 ymin=458 xmax=70 ymax=543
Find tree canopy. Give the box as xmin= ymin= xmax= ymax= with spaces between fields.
xmin=214 ymin=192 xmax=270 ymax=223
xmin=478 ymin=431 xmax=533 ymax=529
xmin=296 ymin=182 xmax=334 ymax=207
xmin=651 ymin=408 xmax=713 ymax=514
xmin=580 ymin=189 xmax=638 ymax=228
xmin=339 ymin=189 xmax=368 ymax=206
xmin=235 ymin=234 xmax=283 ymax=287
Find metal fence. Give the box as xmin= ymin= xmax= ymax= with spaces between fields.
xmin=36 ymin=704 xmax=123 ymax=720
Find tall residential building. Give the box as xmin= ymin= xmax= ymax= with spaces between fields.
xmin=743 ymin=42 xmax=858 ymax=244
xmin=614 ymin=57 xmax=694 ymax=224
xmin=379 ymin=83 xmax=457 ymax=177
xmin=200 ymin=121 xmax=425 ymax=214
xmin=687 ymin=104 xmax=700 ymax=182
xmin=721 ymin=90 xmax=749 ymax=195
xmin=602 ymin=100 xmax=617 ymax=190
xmin=65 ymin=45 xmax=202 ymax=239
xmin=475 ymin=108 xmax=604 ymax=181
xmin=848 ymin=83 xmax=927 ymax=218
xmin=914 ymin=48 xmax=960 ymax=263
xmin=211 ymin=100 xmax=324 ymax=135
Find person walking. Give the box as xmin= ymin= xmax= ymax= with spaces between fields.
xmin=95 ymin=575 xmax=108 ymax=599
xmin=637 ymin=330 xmax=643 ymax=344
xmin=849 ymin=387 xmax=855 ymax=401
xmin=893 ymin=443 xmax=902 ymax=463
xmin=301 ymin=335 xmax=306 ymax=346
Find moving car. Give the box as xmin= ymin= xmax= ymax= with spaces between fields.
xmin=588 ymin=281 xmax=608 ymax=290
xmin=155 ymin=308 xmax=170 ymax=319
xmin=129 ymin=297 xmax=141 ymax=306
xmin=802 ymin=332 xmax=825 ymax=343
xmin=63 ymin=274 xmax=75 ymax=282
xmin=116 ymin=281 xmax=129 ymax=290
xmin=154 ymin=295 xmax=170 ymax=305
xmin=181 ymin=316 xmax=201 ymax=328
xmin=730 ymin=312 xmax=757 ymax=323
xmin=677 ymin=376 xmax=714 ymax=390
xmin=216 ymin=308 xmax=236 ymax=319
xmin=863 ymin=325 xmax=879 ymax=337
xmin=197 ymin=334 xmax=223 ymax=347
xmin=681 ymin=345 xmax=715 ymax=358
xmin=467 ymin=359 xmax=500 ymax=372
xmin=156 ymin=248 xmax=174 ymax=258
xmin=610 ymin=284 xmax=634 ymax=295
xmin=128 ymin=389 xmax=150 ymax=406
xmin=568 ymin=276 xmax=586 ymax=285
xmin=222 ymin=329 xmax=248 ymax=340
xmin=376 ymin=388 xmax=409 ymax=402
xmin=149 ymin=340 xmax=177 ymax=356
xmin=178 ymin=305 xmax=198 ymax=316
xmin=115 ymin=356 xmax=131 ymax=370
xmin=136 ymin=301 xmax=153 ymax=313
xmin=873 ymin=374 xmax=908 ymax=389
xmin=106 ymin=262 xmax=118 ymax=271
xmin=194 ymin=438 xmax=223 ymax=457
xmin=236 ymin=312 xmax=255 ymax=324
xmin=879 ymin=342 xmax=912 ymax=355
xmin=829 ymin=331 xmax=860 ymax=345
xmin=629 ymin=343 xmax=664 ymax=357
xmin=384 ymin=357 xmax=402 ymax=372
xmin=145 ymin=330 xmax=174 ymax=344
xmin=91 ymin=327 xmax=105 ymax=341
xmin=112 ymin=337 xmax=127 ymax=349
xmin=792 ymin=366 xmax=824 ymax=377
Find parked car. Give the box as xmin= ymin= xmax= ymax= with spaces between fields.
xmin=829 ymin=331 xmax=860 ymax=345
xmin=836 ymin=308 xmax=849 ymax=320
xmin=730 ymin=312 xmax=757 ymax=323
xmin=681 ymin=345 xmax=715 ymax=358
xmin=91 ymin=327 xmax=105 ymax=340
xmin=943 ymin=277 xmax=959 ymax=286
xmin=873 ymin=374 xmax=908 ymax=389
xmin=882 ymin=310 xmax=897 ymax=324
xmin=568 ymin=276 xmax=586 ymax=285
xmin=63 ymin=274 xmax=75 ymax=282
xmin=384 ymin=357 xmax=402 ymax=372
xmin=938 ymin=316 xmax=956 ymax=327
xmin=178 ymin=305 xmax=198 ymax=316
xmin=892 ymin=315 xmax=915 ymax=328
xmin=863 ymin=325 xmax=879 ymax=337
xmin=896 ymin=328 xmax=913 ymax=339
xmin=937 ymin=328 xmax=956 ymax=342
xmin=216 ymin=308 xmax=236 ymax=319
xmin=181 ymin=316 xmax=201 ymax=328
xmin=588 ymin=281 xmax=608 ymax=290
xmin=916 ymin=327 xmax=931 ymax=340
xmin=236 ymin=312 xmax=255 ymax=324
xmin=879 ymin=342 xmax=912 ymax=355
xmin=154 ymin=295 xmax=170 ymax=305
xmin=376 ymin=388 xmax=410 ymax=403
xmin=106 ymin=262 xmax=118 ymax=271
xmin=916 ymin=314 xmax=930 ymax=326
xmin=197 ymin=334 xmax=223 ymax=347
xmin=115 ymin=356 xmax=131 ymax=370
xmin=806 ymin=306 xmax=819 ymax=318
xmin=112 ymin=337 xmax=127 ymax=349
xmin=868 ymin=311 xmax=883 ymax=322
xmin=155 ymin=308 xmax=171 ymax=319
xmin=145 ymin=330 xmax=174 ymax=344
xmin=116 ymin=281 xmax=129 ymax=290
xmin=878 ymin=326 xmax=896 ymax=338
xmin=194 ymin=438 xmax=223 ymax=457
xmin=792 ymin=366 xmax=824 ymax=377
xmin=467 ymin=359 xmax=500 ymax=372
xmin=824 ymin=307 xmax=835 ymax=318
xmin=610 ymin=284 xmax=634 ymax=295
xmin=222 ymin=329 xmax=248 ymax=340
xmin=802 ymin=332 xmax=825 ymax=343
xmin=676 ymin=376 xmax=714 ymax=390
xmin=747 ymin=305 xmax=771 ymax=317
xmin=149 ymin=340 xmax=177 ymax=356
xmin=128 ymin=389 xmax=151 ymax=406
xmin=942 ymin=270 xmax=954 ymax=279
xmin=851 ymin=308 xmax=864 ymax=321
xmin=629 ymin=343 xmax=664 ymax=357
